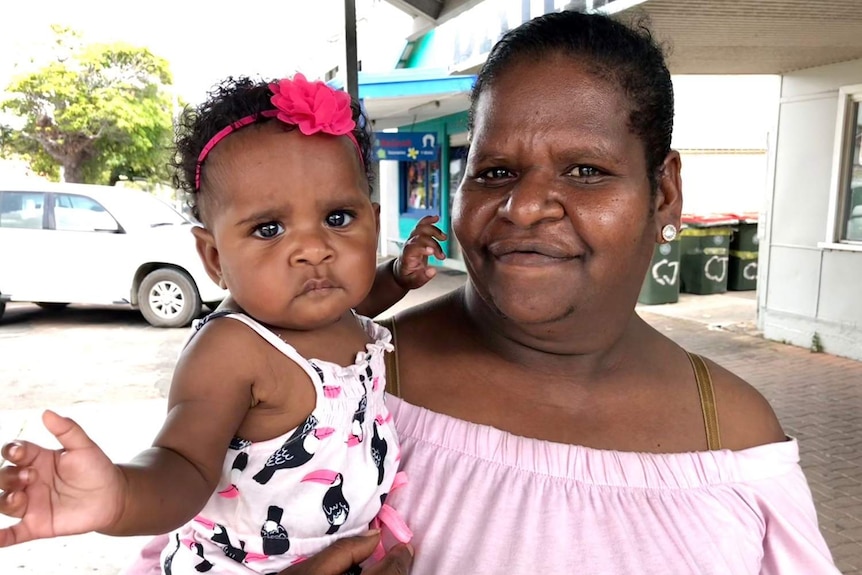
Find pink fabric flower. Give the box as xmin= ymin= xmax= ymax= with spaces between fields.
xmin=269 ymin=73 xmax=356 ymax=136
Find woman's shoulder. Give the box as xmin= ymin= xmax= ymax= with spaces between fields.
xmin=390 ymin=288 xmax=465 ymax=341
xmin=698 ymin=354 xmax=787 ymax=451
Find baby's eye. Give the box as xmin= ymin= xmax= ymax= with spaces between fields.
xmin=253 ymin=222 xmax=284 ymax=239
xmin=326 ymin=210 xmax=355 ymax=228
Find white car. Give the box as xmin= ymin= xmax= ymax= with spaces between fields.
xmin=0 ymin=182 xmax=227 ymax=327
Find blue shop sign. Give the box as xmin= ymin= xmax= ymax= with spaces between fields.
xmin=374 ymin=132 xmax=439 ymax=161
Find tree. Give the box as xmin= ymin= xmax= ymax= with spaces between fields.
xmin=0 ymin=26 xmax=176 ymax=185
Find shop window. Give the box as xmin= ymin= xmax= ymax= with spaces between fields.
xmin=844 ymin=102 xmax=862 ymax=241
xmin=827 ymin=85 xmax=862 ymax=244
xmin=448 ymin=145 xmax=469 ymax=214
xmin=401 ymin=160 xmax=440 ymax=216
xmin=449 ymin=145 xmax=468 ymax=190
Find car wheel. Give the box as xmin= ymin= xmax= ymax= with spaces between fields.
xmin=138 ymin=268 xmax=201 ymax=328
xmin=36 ymin=302 xmax=70 ymax=311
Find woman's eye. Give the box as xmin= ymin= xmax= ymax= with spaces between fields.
xmin=326 ymin=211 xmax=355 ymax=228
xmin=252 ymin=222 xmax=284 ymax=239
xmin=478 ymin=167 xmax=513 ymax=181
xmin=569 ymin=165 xmax=604 ymax=180
xmin=469 ymin=167 xmax=514 ymax=185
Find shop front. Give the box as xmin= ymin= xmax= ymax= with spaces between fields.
xmin=374 ymin=112 xmax=470 ymax=269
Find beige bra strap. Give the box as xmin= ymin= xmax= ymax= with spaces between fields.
xmin=378 ymin=316 xmax=401 ymax=398
xmin=687 ymin=352 xmax=721 ymax=450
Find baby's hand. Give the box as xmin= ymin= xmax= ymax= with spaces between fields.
xmin=393 ymin=215 xmax=447 ymax=290
xmin=0 ymin=410 xmax=124 ymax=547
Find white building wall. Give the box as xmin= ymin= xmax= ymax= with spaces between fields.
xmin=760 ymin=58 xmax=862 ymax=361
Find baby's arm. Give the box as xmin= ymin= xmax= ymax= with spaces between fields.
xmin=109 ymin=318 xmax=254 ymax=534
xmin=0 ymin=319 xmax=254 ymax=545
xmin=355 ymin=214 xmax=447 ymax=318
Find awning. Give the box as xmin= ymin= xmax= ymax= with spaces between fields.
xmin=329 ymin=69 xmax=475 ymax=130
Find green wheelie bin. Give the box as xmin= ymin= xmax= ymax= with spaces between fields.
xmin=725 ymin=213 xmax=759 ymax=291
xmin=638 ymin=239 xmax=681 ymax=305
xmin=679 ymin=215 xmax=736 ymax=295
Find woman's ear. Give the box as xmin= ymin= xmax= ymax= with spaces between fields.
xmin=191 ymin=226 xmax=226 ymax=289
xmin=654 ymin=150 xmax=683 ymax=241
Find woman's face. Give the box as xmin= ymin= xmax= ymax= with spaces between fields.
xmin=454 ymin=53 xmax=680 ymax=328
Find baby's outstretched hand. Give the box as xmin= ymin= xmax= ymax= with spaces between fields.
xmin=393 ymin=215 xmax=447 ymax=291
xmin=0 ymin=410 xmax=124 ymax=547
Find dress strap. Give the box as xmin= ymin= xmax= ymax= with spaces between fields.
xmin=687 ymin=352 xmax=721 ymax=450
xmin=195 ymin=311 xmax=325 ymax=388
xmin=378 ymin=316 xmax=401 ymax=398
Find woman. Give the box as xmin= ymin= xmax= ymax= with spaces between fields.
xmin=1 ymin=10 xmax=837 ymax=575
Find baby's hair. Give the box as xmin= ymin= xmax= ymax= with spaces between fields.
xmin=173 ymin=76 xmax=375 ymax=223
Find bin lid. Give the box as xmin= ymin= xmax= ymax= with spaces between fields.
xmin=719 ymin=211 xmax=759 ymax=224
xmin=681 ymin=213 xmax=739 ymax=228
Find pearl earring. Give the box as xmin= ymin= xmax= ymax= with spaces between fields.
xmin=661 ymin=224 xmax=677 ymax=242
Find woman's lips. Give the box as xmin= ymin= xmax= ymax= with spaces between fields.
xmin=487 ymin=241 xmax=579 ymax=266
xmin=493 ymin=251 xmax=574 ymax=266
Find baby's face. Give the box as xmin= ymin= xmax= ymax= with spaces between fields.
xmin=199 ymin=123 xmax=378 ymax=330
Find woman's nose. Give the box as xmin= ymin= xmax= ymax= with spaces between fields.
xmin=499 ymin=173 xmax=565 ymax=227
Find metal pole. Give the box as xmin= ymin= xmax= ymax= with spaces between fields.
xmin=344 ymin=0 xmax=359 ymax=100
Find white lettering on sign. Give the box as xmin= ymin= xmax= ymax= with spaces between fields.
xmin=422 ymin=134 xmax=436 ymax=148
xmin=743 ymin=262 xmax=758 ymax=281
xmin=704 ymin=256 xmax=728 ymax=283
xmin=651 ymin=259 xmax=679 ymax=286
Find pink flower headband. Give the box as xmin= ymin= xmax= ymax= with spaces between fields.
xmin=194 ymin=73 xmax=364 ymax=190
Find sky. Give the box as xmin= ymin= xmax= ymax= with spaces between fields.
xmin=672 ymin=75 xmax=780 ymax=150
xmin=0 ymin=0 xmax=779 ymax=150
xmin=0 ymin=0 xmax=412 ymax=106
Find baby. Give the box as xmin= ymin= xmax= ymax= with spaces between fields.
xmin=0 ymin=74 xmax=445 ymax=574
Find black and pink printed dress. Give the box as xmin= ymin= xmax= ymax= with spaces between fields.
xmin=159 ymin=311 xmax=408 ymax=575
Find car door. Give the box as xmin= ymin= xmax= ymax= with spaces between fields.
xmin=41 ymin=192 xmax=130 ymax=304
xmin=0 ymin=190 xmax=54 ymax=301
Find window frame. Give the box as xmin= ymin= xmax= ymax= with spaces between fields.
xmin=823 ymin=83 xmax=862 ymax=250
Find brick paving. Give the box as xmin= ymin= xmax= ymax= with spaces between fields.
xmin=639 ymin=307 xmax=862 ymax=574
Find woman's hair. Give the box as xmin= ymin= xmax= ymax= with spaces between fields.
xmin=173 ymin=76 xmax=375 ymax=222
xmin=469 ymin=10 xmax=674 ymax=192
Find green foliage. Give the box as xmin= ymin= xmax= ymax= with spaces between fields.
xmin=0 ymin=26 xmax=176 ymax=184
xmin=810 ymin=332 xmax=824 ymax=353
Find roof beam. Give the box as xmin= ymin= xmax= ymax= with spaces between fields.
xmin=383 ymin=0 xmax=444 ymax=20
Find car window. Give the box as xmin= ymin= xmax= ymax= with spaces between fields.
xmin=114 ymin=192 xmax=188 ymax=229
xmin=0 ymin=191 xmax=46 ymax=229
xmin=54 ymin=193 xmax=119 ymax=232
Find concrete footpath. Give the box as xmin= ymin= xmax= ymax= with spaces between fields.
xmin=1 ymin=271 xmax=861 ymax=574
